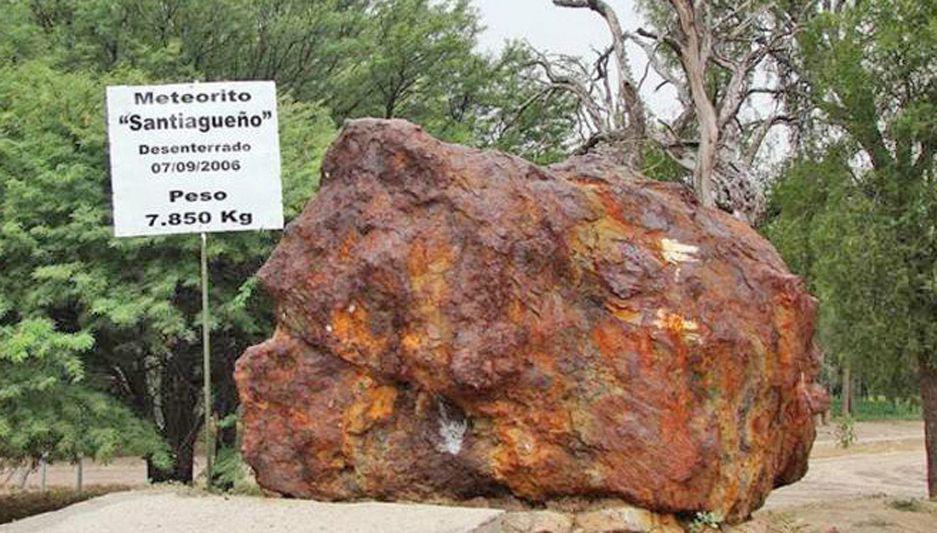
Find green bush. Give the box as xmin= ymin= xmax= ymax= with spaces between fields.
xmin=829 ymin=396 xmax=922 ymax=421
xmin=834 ymin=415 xmax=857 ymax=448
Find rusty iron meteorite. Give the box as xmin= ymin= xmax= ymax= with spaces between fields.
xmin=235 ymin=119 xmax=826 ymax=522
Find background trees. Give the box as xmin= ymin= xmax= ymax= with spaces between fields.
xmin=539 ymin=0 xmax=807 ymax=224
xmin=0 ymin=318 xmax=170 ymax=488
xmin=766 ymin=0 xmax=937 ymax=496
xmin=0 ymin=0 xmax=577 ymax=484
xmin=0 ymin=58 xmax=332 ymax=482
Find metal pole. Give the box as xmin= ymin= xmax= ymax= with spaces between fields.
xmin=201 ymin=232 xmax=213 ymax=487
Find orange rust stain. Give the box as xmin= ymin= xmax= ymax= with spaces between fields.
xmin=597 ymin=188 xmax=626 ymax=221
xmin=338 ymin=231 xmax=358 ymax=259
xmin=772 ymin=293 xmax=797 ymax=372
xmin=315 ymin=448 xmax=347 ymax=470
xmin=571 ymin=181 xmax=626 ymax=222
xmin=659 ymin=312 xmax=686 ymax=332
xmin=400 ymin=331 xmax=422 ymax=352
xmin=593 ymin=318 xmax=655 ymax=370
xmin=507 ymin=298 xmax=525 ymax=323
xmin=407 ymin=237 xmax=454 ymax=284
xmin=489 ymin=424 xmax=549 ymax=498
xmin=391 ymin=151 xmax=411 ymax=172
xmin=405 ymin=236 xmax=456 ymax=373
xmin=344 ymin=381 xmax=398 ymax=435
xmin=565 ymin=185 xmax=655 ymax=285
xmin=593 ymin=320 xmax=623 ymax=360
xmin=331 ymin=304 xmax=389 ymax=366
xmin=289 ymin=408 xmax=312 ymax=428
xmin=365 ymin=385 xmax=397 ymax=420
xmin=490 ymin=419 xmax=583 ymax=499
xmin=604 ymin=299 xmax=642 ymax=325
xmin=518 ymin=351 xmax=571 ymax=436
xmin=652 ymin=312 xmax=702 ymax=483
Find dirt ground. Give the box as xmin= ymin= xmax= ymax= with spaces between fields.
xmin=0 ymin=489 xmax=503 ymax=533
xmin=741 ymin=496 xmax=937 ymax=533
xmin=2 ymin=420 xmax=931 ymax=532
xmin=763 ymin=421 xmax=926 ymax=509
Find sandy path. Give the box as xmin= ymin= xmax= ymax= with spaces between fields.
xmin=763 ymin=449 xmax=927 ymax=509
xmin=0 ymin=489 xmax=502 ymax=533
xmin=761 ymin=420 xmax=926 ymax=509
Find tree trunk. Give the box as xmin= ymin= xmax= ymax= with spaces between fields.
xmin=215 ymin=336 xmax=241 ymax=449
xmin=147 ymin=438 xmax=195 ymax=483
xmin=842 ymin=363 xmax=852 ymax=416
xmin=16 ymin=466 xmax=30 ymax=490
xmin=669 ymin=0 xmax=717 ymax=208
xmin=920 ymin=355 xmax=937 ymax=499
xmin=76 ymin=458 xmax=83 ymax=493
xmin=146 ymin=349 xmax=201 ymax=483
xmin=694 ymin=108 xmax=719 ymax=209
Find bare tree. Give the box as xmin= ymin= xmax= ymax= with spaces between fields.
xmin=535 ymin=0 xmax=807 ymax=224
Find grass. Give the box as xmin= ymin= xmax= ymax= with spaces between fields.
xmin=762 ymin=512 xmax=809 ymax=532
xmin=888 ymin=498 xmax=937 ymax=515
xmin=888 ymin=498 xmax=924 ymax=512
xmin=0 ymin=485 xmax=129 ymax=524
xmin=829 ymin=396 xmax=922 ymax=421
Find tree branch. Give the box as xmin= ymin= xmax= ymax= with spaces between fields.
xmin=745 ymin=114 xmax=794 ymax=165
xmin=553 ymin=0 xmax=646 ymax=138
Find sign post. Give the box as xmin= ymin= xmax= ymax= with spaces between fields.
xmin=200 ymin=231 xmax=211 ymax=482
xmin=106 ymin=80 xmax=283 ymax=486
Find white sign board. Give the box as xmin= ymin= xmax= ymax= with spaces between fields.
xmin=106 ymin=81 xmax=282 ymax=237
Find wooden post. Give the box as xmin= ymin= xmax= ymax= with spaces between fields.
xmin=201 ymin=232 xmax=213 ymax=487
xmin=76 ymin=457 xmax=83 ymax=493
xmin=842 ymin=363 xmax=852 ymax=417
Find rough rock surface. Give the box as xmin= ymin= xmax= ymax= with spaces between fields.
xmin=235 ymin=119 xmax=826 ymax=522
xmin=471 ymin=505 xmax=683 ymax=533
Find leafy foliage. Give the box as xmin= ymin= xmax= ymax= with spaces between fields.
xmin=0 ymin=0 xmax=579 ymax=483
xmin=0 ymin=319 xmax=169 ymax=467
xmin=766 ymin=0 xmax=936 ymax=397
xmin=10 ymin=0 xmax=574 ymax=162
xmin=834 ymin=415 xmax=856 ymax=449
xmin=0 ymin=58 xmax=334 ymax=478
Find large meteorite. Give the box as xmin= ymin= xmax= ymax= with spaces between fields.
xmin=235 ymin=119 xmax=825 ymax=521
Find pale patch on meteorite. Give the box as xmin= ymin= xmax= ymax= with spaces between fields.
xmin=661 ymin=238 xmax=700 ymax=264
xmin=654 ymin=309 xmax=702 ymax=344
xmin=436 ymin=399 xmax=467 ymax=455
xmin=325 ymin=324 xmax=333 ymax=333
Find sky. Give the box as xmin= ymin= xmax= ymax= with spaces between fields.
xmin=471 ymin=0 xmax=679 ymax=118
xmin=471 ymin=0 xmax=786 ymax=161
xmin=474 ymin=0 xmax=640 ymax=57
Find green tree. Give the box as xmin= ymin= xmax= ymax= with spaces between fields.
xmin=13 ymin=0 xmax=575 ymax=160
xmin=0 ymin=319 xmax=170 ymax=482
xmin=766 ymin=0 xmax=937 ymax=497
xmin=0 ymin=59 xmax=335 ymax=482
xmin=0 ymin=0 xmax=578 ymax=484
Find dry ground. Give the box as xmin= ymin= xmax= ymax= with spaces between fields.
xmin=740 ymin=496 xmax=937 ymax=533
xmin=0 ymin=488 xmax=503 ymax=533
xmin=763 ymin=420 xmax=926 ymax=509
